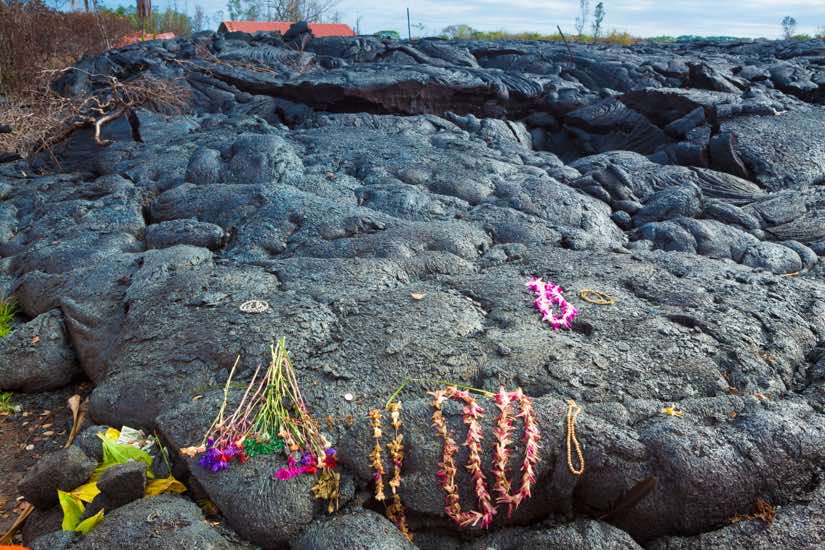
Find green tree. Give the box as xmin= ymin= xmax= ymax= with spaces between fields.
xmin=441 ymin=24 xmax=477 ymax=39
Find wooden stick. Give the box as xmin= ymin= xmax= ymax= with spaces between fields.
xmin=0 ymin=502 xmax=33 ymax=545
xmin=557 ymin=25 xmax=576 ymax=65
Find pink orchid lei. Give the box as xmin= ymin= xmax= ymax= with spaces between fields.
xmin=492 ymin=388 xmax=541 ymax=517
xmin=430 ymin=387 xmax=497 ymax=529
xmin=526 ymin=276 xmax=578 ymax=330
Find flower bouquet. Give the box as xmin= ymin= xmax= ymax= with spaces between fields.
xmin=181 ymin=338 xmax=339 ymax=511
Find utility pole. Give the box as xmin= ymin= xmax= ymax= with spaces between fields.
xmin=356 ymin=15 xmax=362 ymax=35
xmin=406 ymin=8 xmax=411 ymax=40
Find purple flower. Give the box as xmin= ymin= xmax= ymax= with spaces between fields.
xmin=301 ymin=452 xmax=316 ymax=466
xmin=198 ymin=438 xmax=235 ymax=472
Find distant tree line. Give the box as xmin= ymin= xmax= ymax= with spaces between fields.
xmin=781 ymin=16 xmax=825 ymax=40
xmin=439 ymin=24 xmax=636 ymax=46
xmin=224 ymin=0 xmax=341 ymax=23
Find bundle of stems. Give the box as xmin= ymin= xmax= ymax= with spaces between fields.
xmin=253 ymin=337 xmax=329 ymax=460
xmin=180 ymin=338 xmax=333 ymax=475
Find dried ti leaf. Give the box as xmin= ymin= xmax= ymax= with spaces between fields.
xmin=144 ymin=476 xmax=186 ymax=497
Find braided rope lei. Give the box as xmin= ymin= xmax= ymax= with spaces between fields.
xmin=526 ymin=276 xmax=578 ymax=330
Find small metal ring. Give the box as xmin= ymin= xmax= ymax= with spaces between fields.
xmin=239 ymin=300 xmax=270 ymax=313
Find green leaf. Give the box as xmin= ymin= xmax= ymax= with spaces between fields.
xmin=75 ymin=509 xmax=105 ymax=534
xmin=58 ymin=490 xmax=84 ymax=531
xmin=94 ymin=432 xmax=155 ymax=479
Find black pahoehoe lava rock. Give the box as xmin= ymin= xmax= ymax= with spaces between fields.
xmin=2 ymin=32 xmax=825 ymax=549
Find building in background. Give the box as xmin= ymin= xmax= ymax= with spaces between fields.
xmin=218 ymin=21 xmax=355 ymax=37
xmin=116 ymin=31 xmax=176 ymax=47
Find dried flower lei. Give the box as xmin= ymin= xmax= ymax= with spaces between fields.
xmin=368 ymin=404 xmax=412 ymax=541
xmin=386 ymin=402 xmax=412 ymax=540
xmin=491 ymin=388 xmax=541 ymax=517
xmin=430 ymin=386 xmax=497 ymax=528
xmin=526 ymin=276 xmax=578 ymax=330
xmin=368 ymin=409 xmax=386 ymax=502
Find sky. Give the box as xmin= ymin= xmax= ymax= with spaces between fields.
xmin=98 ymin=1 xmax=825 ymax=38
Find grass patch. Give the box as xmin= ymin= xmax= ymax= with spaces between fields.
xmin=440 ymin=25 xmax=639 ymax=46
xmin=0 ymin=392 xmax=14 ymax=414
xmin=0 ymin=296 xmax=16 ymax=337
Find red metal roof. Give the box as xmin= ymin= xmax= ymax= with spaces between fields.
xmin=220 ymin=21 xmax=355 ymax=37
xmin=116 ymin=32 xmax=176 ymax=47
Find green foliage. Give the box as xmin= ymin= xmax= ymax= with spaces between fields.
xmin=374 ymin=30 xmax=401 ymax=40
xmin=243 ymin=433 xmax=285 ymax=457
xmin=93 ymin=432 xmax=156 ymax=480
xmin=103 ymin=5 xmax=192 ymax=37
xmin=0 ymin=392 xmax=13 ymax=414
xmin=0 ymin=296 xmax=15 ymax=337
xmin=58 ymin=490 xmax=105 ymax=534
xmin=440 ymin=25 xmax=638 ymax=46
xmin=58 ymin=490 xmax=84 ymax=531
xmin=817 ymin=27 xmax=825 ymax=39
xmin=791 ymin=34 xmax=812 ymax=41
xmin=441 ymin=24 xmax=477 ymax=40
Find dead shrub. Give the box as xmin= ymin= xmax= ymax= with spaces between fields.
xmin=0 ymin=70 xmax=190 ymax=162
xmin=0 ymin=1 xmax=134 ymax=96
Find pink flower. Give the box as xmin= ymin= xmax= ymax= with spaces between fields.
xmin=275 ymin=467 xmax=293 ymax=480
xmin=527 ymin=276 xmax=578 ymax=331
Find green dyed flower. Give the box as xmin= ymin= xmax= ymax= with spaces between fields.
xmin=243 ymin=435 xmax=284 ymax=457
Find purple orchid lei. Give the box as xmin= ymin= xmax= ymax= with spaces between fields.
xmin=526 ymin=276 xmax=578 ymax=330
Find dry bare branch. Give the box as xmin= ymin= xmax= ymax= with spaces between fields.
xmin=0 ymin=70 xmax=190 ymax=162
